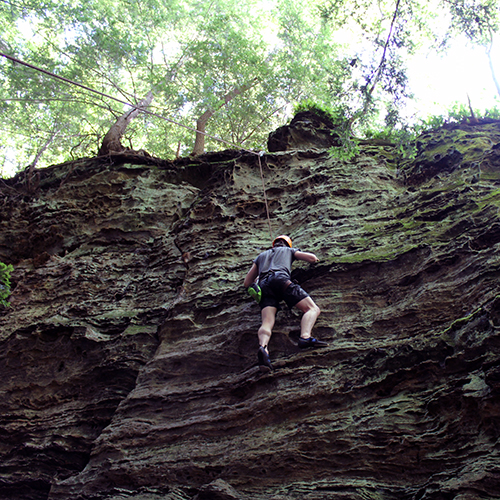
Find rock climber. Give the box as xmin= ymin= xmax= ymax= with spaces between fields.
xmin=244 ymin=234 xmax=327 ymax=371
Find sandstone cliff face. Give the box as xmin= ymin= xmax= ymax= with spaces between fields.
xmin=0 ymin=112 xmax=499 ymax=500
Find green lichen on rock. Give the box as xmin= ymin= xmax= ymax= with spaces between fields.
xmin=0 ymin=261 xmax=13 ymax=307
xmin=1 ymin=117 xmax=500 ymax=500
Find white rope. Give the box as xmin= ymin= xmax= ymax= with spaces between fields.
xmin=258 ymin=152 xmax=273 ymax=239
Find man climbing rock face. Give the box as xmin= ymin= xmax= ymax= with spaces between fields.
xmin=244 ymin=235 xmax=327 ymax=371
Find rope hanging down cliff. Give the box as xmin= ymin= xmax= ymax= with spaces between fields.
xmin=0 ymin=51 xmax=275 ymax=239
xmin=258 ymin=152 xmax=273 ymax=239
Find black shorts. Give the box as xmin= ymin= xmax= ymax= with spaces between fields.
xmin=259 ymin=272 xmax=309 ymax=311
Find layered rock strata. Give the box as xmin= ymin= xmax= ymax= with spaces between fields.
xmin=0 ymin=113 xmax=499 ymax=499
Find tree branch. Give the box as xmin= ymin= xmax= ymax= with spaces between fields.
xmin=347 ymin=0 xmax=402 ymax=132
xmin=367 ymin=0 xmax=401 ymax=98
xmin=191 ymin=78 xmax=258 ymax=155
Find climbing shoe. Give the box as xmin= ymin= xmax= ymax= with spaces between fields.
xmin=248 ymin=283 xmax=262 ymax=303
xmin=258 ymin=345 xmax=273 ymax=371
xmin=298 ymin=337 xmax=328 ymax=349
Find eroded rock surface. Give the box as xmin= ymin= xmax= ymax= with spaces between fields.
xmin=0 ymin=116 xmax=500 ymax=500
xmin=267 ymin=111 xmax=340 ymax=152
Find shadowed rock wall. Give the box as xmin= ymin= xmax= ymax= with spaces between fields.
xmin=0 ymin=114 xmax=500 ymax=500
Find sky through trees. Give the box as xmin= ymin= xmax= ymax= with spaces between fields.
xmin=0 ymin=0 xmax=499 ymax=176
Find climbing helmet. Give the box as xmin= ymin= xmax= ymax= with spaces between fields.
xmin=272 ymin=235 xmax=292 ymax=248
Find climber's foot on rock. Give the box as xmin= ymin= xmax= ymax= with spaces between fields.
xmin=298 ymin=337 xmax=328 ymax=349
xmin=258 ymin=345 xmax=273 ymax=371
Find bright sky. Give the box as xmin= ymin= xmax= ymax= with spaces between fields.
xmin=406 ymin=35 xmax=500 ymax=120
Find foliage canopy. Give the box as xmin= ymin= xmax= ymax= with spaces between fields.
xmin=0 ymin=0 xmax=499 ymax=175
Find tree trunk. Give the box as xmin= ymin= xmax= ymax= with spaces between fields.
xmin=191 ymin=80 xmax=257 ymax=156
xmin=486 ymin=34 xmax=500 ymax=98
xmin=191 ymin=109 xmax=215 ymax=156
xmin=98 ymin=91 xmax=153 ymax=156
xmin=26 ymin=128 xmax=59 ymax=193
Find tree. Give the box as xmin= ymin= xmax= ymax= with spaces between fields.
xmin=98 ymin=91 xmax=153 ymax=156
xmin=191 ymin=80 xmax=258 ymax=155
xmin=320 ymin=0 xmax=500 ymax=130
xmin=0 ymin=0 xmax=499 ymax=174
xmin=444 ymin=0 xmax=500 ymax=99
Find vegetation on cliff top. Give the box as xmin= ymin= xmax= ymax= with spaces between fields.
xmin=0 ymin=0 xmax=499 ymax=174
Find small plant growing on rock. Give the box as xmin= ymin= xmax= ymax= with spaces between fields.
xmin=0 ymin=261 xmax=13 ymax=307
xmin=294 ymin=99 xmax=349 ymax=129
xmin=294 ymin=100 xmax=360 ymax=160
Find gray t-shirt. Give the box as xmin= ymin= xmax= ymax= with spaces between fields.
xmin=253 ymin=247 xmax=299 ymax=280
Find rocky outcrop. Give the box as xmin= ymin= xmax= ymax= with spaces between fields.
xmin=267 ymin=110 xmax=341 ymax=152
xmin=0 ymin=115 xmax=500 ymax=500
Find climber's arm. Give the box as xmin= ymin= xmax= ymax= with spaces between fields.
xmin=244 ymin=263 xmax=259 ymax=288
xmin=295 ymin=251 xmax=319 ymax=263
